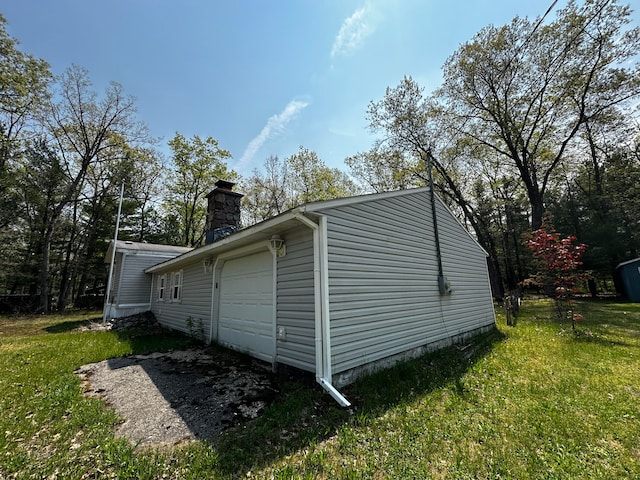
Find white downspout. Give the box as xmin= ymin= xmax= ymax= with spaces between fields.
xmin=208 ymin=257 xmax=221 ymax=344
xmin=294 ymin=212 xmax=351 ymax=407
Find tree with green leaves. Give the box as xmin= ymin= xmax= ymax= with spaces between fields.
xmin=0 ymin=14 xmax=51 ymax=228
xmin=549 ymin=121 xmax=640 ymax=285
xmin=287 ymin=146 xmax=359 ymax=205
xmin=345 ymin=147 xmax=421 ymax=193
xmin=242 ymin=148 xmax=360 ymax=226
xmin=29 ymin=65 xmax=151 ymax=311
xmin=164 ymin=133 xmax=236 ymax=246
xmin=439 ymin=0 xmax=640 ymax=230
xmin=242 ymin=155 xmax=293 ymax=225
xmin=362 ymin=76 xmax=508 ymax=295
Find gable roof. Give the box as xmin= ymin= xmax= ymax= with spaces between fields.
xmin=616 ymin=257 xmax=640 ymax=269
xmin=105 ymin=240 xmax=192 ymax=263
xmin=145 ymin=187 xmax=485 ymax=273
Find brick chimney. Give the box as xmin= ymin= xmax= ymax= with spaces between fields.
xmin=205 ymin=180 xmax=243 ymax=244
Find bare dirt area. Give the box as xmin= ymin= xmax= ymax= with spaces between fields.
xmin=75 ymin=345 xmax=279 ymax=447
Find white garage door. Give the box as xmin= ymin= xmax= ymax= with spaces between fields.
xmin=218 ymin=250 xmax=274 ymax=362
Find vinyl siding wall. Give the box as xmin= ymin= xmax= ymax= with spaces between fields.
xmin=117 ymin=253 xmax=167 ymax=306
xmin=318 ymin=190 xmax=495 ymax=376
xmin=276 ymin=227 xmax=316 ymax=372
xmin=150 ymin=259 xmax=213 ymax=337
xmin=109 ymin=253 xmax=123 ymax=303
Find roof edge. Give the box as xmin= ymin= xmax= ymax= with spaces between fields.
xmin=145 ymin=209 xmax=304 ymax=273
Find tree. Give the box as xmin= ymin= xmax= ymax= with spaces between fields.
xmin=164 ymin=133 xmax=236 ymax=247
xmin=363 ymin=76 xmax=507 ymax=296
xmin=549 ymin=122 xmax=640 ymax=284
xmin=439 ymin=0 xmax=640 ymax=230
xmin=242 ymin=155 xmax=293 ymax=225
xmin=525 ymin=223 xmax=587 ymax=331
xmin=345 ymin=147 xmax=421 ymax=193
xmin=14 ymin=140 xmax=67 ymax=299
xmin=241 ymin=148 xmax=360 ymax=226
xmin=0 ymin=14 xmax=51 ymax=227
xmin=287 ymin=146 xmax=360 ymax=204
xmin=31 ymin=65 xmax=150 ymax=311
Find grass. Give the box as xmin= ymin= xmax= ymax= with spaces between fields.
xmin=1 ymin=300 xmax=639 ymax=478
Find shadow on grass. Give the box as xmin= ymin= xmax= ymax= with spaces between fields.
xmin=541 ymin=299 xmax=640 ymax=348
xmin=113 ymin=327 xmax=198 ymax=354
xmin=211 ymin=327 xmax=506 ymax=476
xmin=44 ymin=317 xmax=102 ymax=333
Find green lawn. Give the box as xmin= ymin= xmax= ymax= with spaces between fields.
xmin=1 ymin=300 xmax=639 ymax=479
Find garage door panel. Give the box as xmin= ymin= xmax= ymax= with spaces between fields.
xmin=218 ymin=251 xmax=274 ymax=362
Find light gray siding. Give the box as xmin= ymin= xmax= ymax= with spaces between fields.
xmin=150 ymin=259 xmax=213 ymax=338
xmin=317 ymin=189 xmax=495 ymax=377
xmin=117 ymin=253 xmax=160 ymax=306
xmin=276 ymin=227 xmax=316 ymax=372
xmin=436 ymin=199 xmax=496 ymax=335
xmin=110 ymin=253 xmax=124 ymax=302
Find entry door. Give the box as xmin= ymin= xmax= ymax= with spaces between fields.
xmin=218 ymin=250 xmax=274 ymax=362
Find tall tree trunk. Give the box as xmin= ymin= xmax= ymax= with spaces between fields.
xmin=39 ymin=226 xmax=54 ymax=313
xmin=530 ymin=194 xmax=545 ymax=231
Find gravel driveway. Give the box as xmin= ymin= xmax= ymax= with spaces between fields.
xmin=75 ymin=347 xmax=279 ymax=447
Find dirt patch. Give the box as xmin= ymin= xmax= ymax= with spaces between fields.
xmin=75 ymin=347 xmax=279 ymax=447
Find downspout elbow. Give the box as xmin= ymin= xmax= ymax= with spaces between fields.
xmin=318 ymin=377 xmax=351 ymax=407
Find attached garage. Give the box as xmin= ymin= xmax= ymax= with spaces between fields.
xmin=146 ymin=186 xmax=496 ymax=407
xmin=217 ymin=250 xmax=275 ymax=362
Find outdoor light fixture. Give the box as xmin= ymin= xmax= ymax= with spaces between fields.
xmin=269 ymin=235 xmax=286 ymax=257
xmin=202 ymin=258 xmax=213 ymax=274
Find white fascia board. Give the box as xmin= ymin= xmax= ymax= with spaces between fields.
xmin=616 ymin=257 xmax=640 ymax=268
xmin=302 ymin=186 xmax=488 ymax=256
xmin=301 ymin=187 xmax=430 ymax=213
xmin=145 ymin=210 xmax=303 ymax=274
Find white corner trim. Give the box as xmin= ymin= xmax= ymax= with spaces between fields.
xmin=294 ymin=213 xmax=351 ymax=407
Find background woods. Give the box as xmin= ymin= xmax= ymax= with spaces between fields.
xmin=0 ymin=0 xmax=639 ymax=311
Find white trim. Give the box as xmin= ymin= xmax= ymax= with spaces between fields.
xmin=157 ymin=274 xmax=166 ymax=301
xmin=114 ymin=253 xmax=127 ymax=307
xmin=110 ymin=302 xmax=150 ymax=309
xmin=209 ymin=242 xmax=276 ymax=364
xmin=617 ymin=257 xmax=640 ymax=268
xmin=146 ymin=211 xmax=302 ymax=273
xmin=208 ymin=257 xmax=221 ymax=343
xmin=146 ymin=189 xmax=434 ymax=274
xmin=270 ymin=246 xmax=278 ymax=371
xmin=301 ymin=187 xmax=430 ymax=213
xmin=319 ymin=215 xmax=332 ymax=382
xmin=294 ymin=213 xmax=351 ymax=407
xmin=170 ymin=270 xmax=183 ymax=302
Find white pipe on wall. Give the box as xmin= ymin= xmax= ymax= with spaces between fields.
xmin=294 ymin=212 xmax=350 ymax=407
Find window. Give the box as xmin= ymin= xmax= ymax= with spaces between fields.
xmin=158 ymin=274 xmax=166 ymax=301
xmin=171 ymin=270 xmax=183 ymax=302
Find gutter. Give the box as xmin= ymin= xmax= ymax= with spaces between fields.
xmin=294 ymin=212 xmax=351 ymax=407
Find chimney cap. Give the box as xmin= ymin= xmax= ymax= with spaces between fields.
xmin=215 ymin=179 xmax=235 ymax=191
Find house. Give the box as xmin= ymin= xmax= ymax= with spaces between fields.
xmin=142 ymin=181 xmax=496 ymax=406
xmin=103 ymin=240 xmax=192 ymax=320
xmin=614 ymin=258 xmax=640 ymax=302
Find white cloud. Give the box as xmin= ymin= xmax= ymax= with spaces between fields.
xmin=331 ymin=5 xmax=375 ymax=58
xmin=235 ymin=99 xmax=310 ymax=172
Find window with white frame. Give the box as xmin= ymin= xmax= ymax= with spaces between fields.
xmin=171 ymin=270 xmax=183 ymax=302
xmin=158 ymin=274 xmax=166 ymax=301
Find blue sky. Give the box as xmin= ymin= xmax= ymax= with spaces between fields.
xmin=3 ymin=0 xmax=572 ymax=177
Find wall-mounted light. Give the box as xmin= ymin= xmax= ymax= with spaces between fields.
xmin=202 ymin=258 xmax=213 ymax=274
xmin=269 ymin=235 xmax=286 ymax=257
